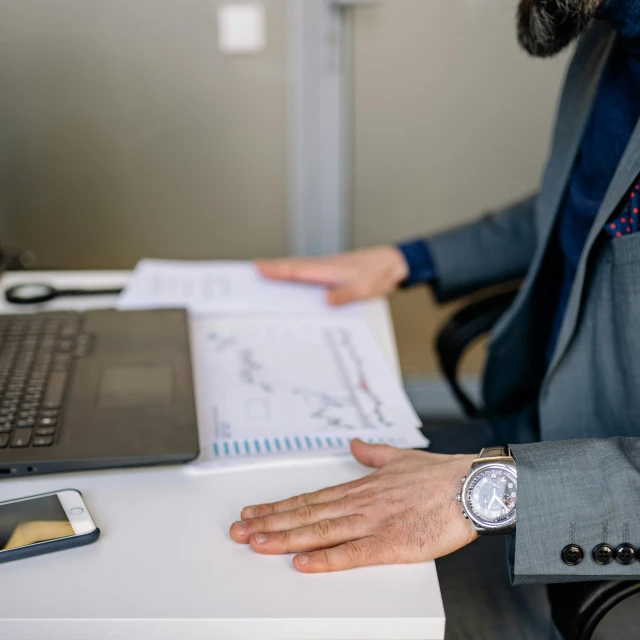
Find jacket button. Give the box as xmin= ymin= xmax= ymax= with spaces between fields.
xmin=562 ymin=544 xmax=584 ymax=566
xmin=615 ymin=544 xmax=637 ymax=566
xmin=593 ymin=544 xmax=614 ymax=565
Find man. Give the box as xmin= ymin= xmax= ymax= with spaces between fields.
xmin=230 ymin=0 xmax=640 ymax=636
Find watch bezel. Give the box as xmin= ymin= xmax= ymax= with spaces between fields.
xmin=462 ymin=462 xmax=517 ymax=533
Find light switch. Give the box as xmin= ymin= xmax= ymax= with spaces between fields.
xmin=217 ymin=2 xmax=266 ymax=55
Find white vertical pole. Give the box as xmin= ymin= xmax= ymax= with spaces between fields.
xmin=287 ymin=0 xmax=360 ymax=256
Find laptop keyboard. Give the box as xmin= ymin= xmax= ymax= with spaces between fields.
xmin=0 ymin=313 xmax=90 ymax=450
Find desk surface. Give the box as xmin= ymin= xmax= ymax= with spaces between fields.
xmin=0 ymin=271 xmax=445 ymax=640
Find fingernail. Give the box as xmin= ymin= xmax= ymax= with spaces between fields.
xmin=233 ymin=521 xmax=246 ymax=535
xmin=297 ymin=554 xmax=309 ymax=565
xmin=242 ymin=507 xmax=256 ymax=519
xmin=254 ymin=533 xmax=267 ymax=544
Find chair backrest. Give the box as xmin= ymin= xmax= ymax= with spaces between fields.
xmin=548 ymin=581 xmax=640 ymax=640
xmin=435 ymin=288 xmax=519 ymax=419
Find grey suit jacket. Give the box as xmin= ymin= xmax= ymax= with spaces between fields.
xmin=427 ymin=21 xmax=640 ymax=584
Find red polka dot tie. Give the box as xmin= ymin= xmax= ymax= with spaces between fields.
xmin=607 ymin=182 xmax=640 ymax=238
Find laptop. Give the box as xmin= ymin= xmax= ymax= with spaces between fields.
xmin=0 ymin=309 xmax=200 ymax=477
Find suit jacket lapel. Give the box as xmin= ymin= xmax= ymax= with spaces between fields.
xmin=533 ymin=23 xmax=616 ymax=247
xmin=492 ymin=22 xmax=615 ymax=342
xmin=547 ymin=114 xmax=640 ymax=378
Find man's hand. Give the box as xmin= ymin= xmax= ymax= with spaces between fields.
xmin=255 ymin=246 xmax=409 ymax=306
xmin=230 ymin=440 xmax=477 ymax=573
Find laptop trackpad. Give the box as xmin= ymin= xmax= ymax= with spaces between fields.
xmin=98 ymin=366 xmax=173 ymax=408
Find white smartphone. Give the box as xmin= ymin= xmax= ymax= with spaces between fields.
xmin=0 ymin=489 xmax=100 ymax=564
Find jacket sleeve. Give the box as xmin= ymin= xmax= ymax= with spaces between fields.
xmin=426 ymin=194 xmax=538 ymax=303
xmin=508 ymin=438 xmax=640 ymax=584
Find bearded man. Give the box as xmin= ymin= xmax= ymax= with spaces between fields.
xmin=230 ymin=1 xmax=640 ymax=637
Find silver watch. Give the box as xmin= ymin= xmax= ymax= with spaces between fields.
xmin=456 ymin=446 xmax=517 ymax=535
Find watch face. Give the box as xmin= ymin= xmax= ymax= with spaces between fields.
xmin=464 ymin=465 xmax=517 ymax=527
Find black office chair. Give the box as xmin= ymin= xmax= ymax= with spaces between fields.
xmin=434 ymin=285 xmax=640 ymax=640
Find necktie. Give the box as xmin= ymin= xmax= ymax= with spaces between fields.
xmin=606 ymin=181 xmax=640 ymax=237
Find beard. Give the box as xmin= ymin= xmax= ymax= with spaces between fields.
xmin=517 ymin=0 xmax=599 ymax=58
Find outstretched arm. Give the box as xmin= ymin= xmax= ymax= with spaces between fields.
xmin=256 ymin=194 xmax=538 ymax=307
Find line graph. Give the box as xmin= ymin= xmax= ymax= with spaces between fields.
xmin=325 ymin=327 xmax=394 ymax=429
xmin=239 ymin=348 xmax=273 ymax=393
xmin=292 ymin=388 xmax=358 ymax=430
xmin=201 ymin=318 xmax=414 ymax=443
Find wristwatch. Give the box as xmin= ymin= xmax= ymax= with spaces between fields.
xmin=456 ymin=446 xmax=517 ymax=535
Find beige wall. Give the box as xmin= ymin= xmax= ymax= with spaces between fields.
xmin=351 ymin=0 xmax=572 ymax=375
xmin=0 ymin=0 xmax=288 ymax=268
xmin=0 ymin=0 xmax=573 ymax=375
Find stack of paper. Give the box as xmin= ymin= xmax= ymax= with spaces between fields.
xmin=117 ymin=260 xmax=428 ymax=468
xmin=190 ymin=316 xmax=427 ymax=469
xmin=117 ymin=259 xmax=364 ymax=316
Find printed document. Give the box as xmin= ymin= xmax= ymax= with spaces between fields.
xmin=189 ymin=316 xmax=428 ymax=468
xmin=117 ymin=259 xmax=364 ymax=315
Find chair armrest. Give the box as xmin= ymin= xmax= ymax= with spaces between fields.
xmin=435 ymin=288 xmax=519 ymax=418
xmin=548 ymin=580 xmax=640 ymax=640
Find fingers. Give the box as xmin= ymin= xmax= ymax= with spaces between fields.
xmin=233 ymin=441 xmax=403 ymax=541
xmin=238 ymin=477 xmax=366 ymax=520
xmin=350 ymin=439 xmax=404 ymax=469
xmin=327 ymin=284 xmax=365 ymax=306
xmin=248 ymin=514 xmax=368 ymax=555
xmin=293 ymin=536 xmax=392 ymax=573
xmin=231 ymin=499 xmax=353 ymax=543
xmin=255 ymin=258 xmax=342 ymax=286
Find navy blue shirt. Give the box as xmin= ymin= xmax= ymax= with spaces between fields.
xmin=399 ymin=0 xmax=640 ymax=363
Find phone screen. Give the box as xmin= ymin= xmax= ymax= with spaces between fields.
xmin=0 ymin=495 xmax=75 ymax=551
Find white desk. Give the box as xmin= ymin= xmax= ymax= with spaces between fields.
xmin=0 ymin=271 xmax=445 ymax=640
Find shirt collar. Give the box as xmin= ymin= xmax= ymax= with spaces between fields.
xmin=597 ymin=0 xmax=640 ymax=41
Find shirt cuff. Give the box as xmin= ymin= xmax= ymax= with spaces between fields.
xmin=397 ymin=239 xmax=438 ymax=287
